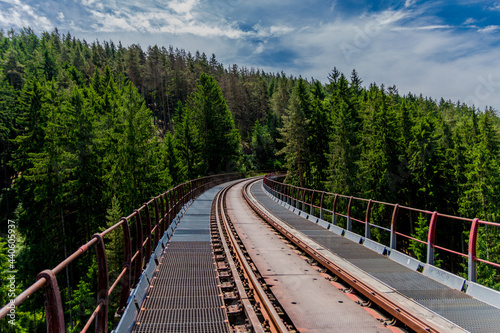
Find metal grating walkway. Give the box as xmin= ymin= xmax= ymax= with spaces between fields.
xmin=252 ymin=180 xmax=500 ymax=333
xmin=132 ymin=186 xmax=230 ymax=333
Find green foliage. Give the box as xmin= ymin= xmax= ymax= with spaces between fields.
xmin=251 ymin=121 xmax=276 ymax=170
xmin=67 ymin=260 xmax=97 ymax=332
xmin=408 ymin=214 xmax=429 ymax=263
xmin=2 ymin=27 xmax=500 ymax=328
xmin=183 ymin=73 xmax=241 ymax=175
xmin=279 ymin=78 xmax=310 ymax=186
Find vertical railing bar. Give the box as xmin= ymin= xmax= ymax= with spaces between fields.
xmin=320 ymin=191 xmax=325 ymax=220
xmin=468 ymin=218 xmax=479 ymax=282
xmin=302 ymin=188 xmax=306 ymax=211
xmin=365 ymin=199 xmax=373 ymax=239
xmin=390 ymin=204 xmax=399 ymax=250
xmin=144 ymin=205 xmax=152 ymax=266
xmin=427 ymin=212 xmax=438 ymax=265
xmin=118 ymin=217 xmax=132 ymax=314
xmin=92 ymin=233 xmax=109 ymax=333
xmin=160 ymin=194 xmax=166 ymax=235
xmin=36 ymin=270 xmax=65 ymax=332
xmin=153 ymin=198 xmax=160 ymax=248
xmin=332 ymin=194 xmax=338 ymax=225
xmin=134 ymin=210 xmax=143 ymax=284
xmin=310 ymin=190 xmax=315 ymax=216
xmin=347 ymin=196 xmax=353 ymax=231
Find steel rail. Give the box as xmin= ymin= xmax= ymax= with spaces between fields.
xmin=243 ymin=179 xmax=446 ymax=333
xmin=212 ymin=182 xmax=265 ymax=333
xmin=217 ymin=179 xmax=289 ymax=333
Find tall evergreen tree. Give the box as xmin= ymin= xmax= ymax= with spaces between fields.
xmin=278 ymin=79 xmax=310 ymax=186
xmin=185 ymin=73 xmax=240 ymax=175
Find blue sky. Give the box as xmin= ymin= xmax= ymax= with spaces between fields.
xmin=1 ymin=0 xmax=500 ymax=110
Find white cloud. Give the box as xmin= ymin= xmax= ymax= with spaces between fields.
xmin=393 ymin=25 xmax=452 ymax=31
xmin=405 ymin=0 xmax=416 ymax=8
xmin=488 ymin=2 xmax=500 ymax=11
xmin=89 ymin=9 xmax=136 ymax=32
xmin=464 ymin=17 xmax=477 ymax=25
xmin=0 ymin=0 xmax=53 ymax=31
xmin=73 ymin=0 xmax=249 ymax=39
xmin=168 ymin=0 xmax=198 ymax=15
xmin=255 ymin=43 xmax=265 ymax=54
xmin=479 ymin=25 xmax=500 ymax=33
xmin=274 ymin=7 xmax=500 ymax=110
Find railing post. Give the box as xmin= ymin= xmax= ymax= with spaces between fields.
xmin=319 ymin=191 xmax=325 ymax=220
xmin=153 ymin=198 xmax=160 ymax=248
xmin=92 ymin=233 xmax=109 ymax=333
xmin=347 ymin=196 xmax=353 ymax=231
xmin=332 ymin=194 xmax=338 ymax=225
xmin=310 ymin=191 xmax=315 ymax=216
xmin=287 ymin=185 xmax=291 ymax=205
xmin=365 ymin=199 xmax=373 ymax=239
xmin=165 ymin=194 xmax=171 ymax=230
xmin=36 ymin=270 xmax=65 ymax=333
xmin=296 ymin=187 xmax=300 ymax=209
xmin=176 ymin=187 xmax=181 ymax=214
xmin=468 ymin=218 xmax=479 ymax=282
xmin=160 ymin=194 xmax=166 ymax=233
xmin=390 ymin=204 xmax=399 ymax=250
xmin=118 ymin=218 xmax=132 ymax=314
xmin=427 ymin=212 xmax=438 ymax=265
xmin=144 ymin=205 xmax=152 ymax=265
xmin=302 ymin=188 xmax=306 ymax=211
xmin=134 ymin=210 xmax=143 ymax=284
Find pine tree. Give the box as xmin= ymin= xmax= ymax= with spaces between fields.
xmin=251 ymin=121 xmax=275 ymax=170
xmin=308 ymin=80 xmax=329 ymax=189
xmin=326 ymin=74 xmax=359 ymax=194
xmin=3 ymin=48 xmax=25 ymax=89
xmin=278 ymin=79 xmax=310 ymax=186
xmin=164 ymin=132 xmax=184 ymax=184
xmin=175 ymin=107 xmax=202 ymax=179
xmin=186 ymin=73 xmax=240 ymax=175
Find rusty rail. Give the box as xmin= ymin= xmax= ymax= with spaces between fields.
xmin=244 ymin=178 xmax=444 ymax=333
xmin=0 ymin=173 xmax=242 ymax=332
xmin=216 ymin=178 xmax=289 ymax=333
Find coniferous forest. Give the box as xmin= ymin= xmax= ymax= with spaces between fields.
xmin=0 ymin=28 xmax=499 ymax=331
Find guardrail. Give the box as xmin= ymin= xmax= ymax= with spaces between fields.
xmin=263 ymin=174 xmax=500 ymax=284
xmin=0 ymin=173 xmax=242 ymax=332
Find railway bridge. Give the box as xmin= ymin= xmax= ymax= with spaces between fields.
xmin=2 ymin=174 xmax=500 ymax=332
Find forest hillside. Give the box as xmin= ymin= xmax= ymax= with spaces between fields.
xmin=0 ymin=28 xmax=499 ymax=331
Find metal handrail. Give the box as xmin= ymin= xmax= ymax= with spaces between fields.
xmin=263 ymin=174 xmax=500 ymax=283
xmin=0 ymin=172 xmax=242 ymax=332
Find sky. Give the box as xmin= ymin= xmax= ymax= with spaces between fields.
xmin=1 ymin=0 xmax=500 ymax=110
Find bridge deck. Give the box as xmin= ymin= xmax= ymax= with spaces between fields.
xmin=132 ymin=185 xmax=230 ymax=333
xmin=252 ymin=180 xmax=500 ymax=333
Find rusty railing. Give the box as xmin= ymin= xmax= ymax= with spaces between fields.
xmin=0 ymin=173 xmax=242 ymax=332
xmin=263 ymin=174 xmax=500 ymax=283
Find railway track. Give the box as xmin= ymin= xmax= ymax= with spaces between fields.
xmin=212 ymin=178 xmax=295 ymax=332
xmin=241 ymin=179 xmax=465 ymax=333
xmin=191 ymin=176 xmax=468 ymax=333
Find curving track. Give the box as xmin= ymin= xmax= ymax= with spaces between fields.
xmin=219 ymin=178 xmax=397 ymax=332
xmin=131 ymin=176 xmax=485 ymax=332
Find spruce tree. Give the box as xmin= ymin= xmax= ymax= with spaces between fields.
xmin=278 ymin=79 xmax=310 ymax=186
xmin=186 ymin=73 xmax=240 ymax=175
